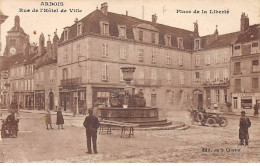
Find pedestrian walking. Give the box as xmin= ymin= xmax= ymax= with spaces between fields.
xmin=83 ymin=108 xmax=100 ymax=154
xmin=45 ymin=110 xmax=53 ymax=130
xmin=56 ymin=108 xmax=64 ymax=129
xmin=253 ymin=103 xmax=259 ymax=115
xmin=239 ymin=111 xmax=251 ymax=146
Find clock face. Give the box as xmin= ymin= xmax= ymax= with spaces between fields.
xmin=9 ymin=47 xmax=17 ymax=55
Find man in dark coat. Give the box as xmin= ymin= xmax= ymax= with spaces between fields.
xmin=239 ymin=111 xmax=251 ymax=146
xmin=83 ymin=108 xmax=100 ymax=154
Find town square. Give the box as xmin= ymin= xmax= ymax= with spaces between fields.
xmin=0 ymin=0 xmax=259 ymax=163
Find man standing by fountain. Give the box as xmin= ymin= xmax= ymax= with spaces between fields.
xmin=83 ymin=108 xmax=100 ymax=154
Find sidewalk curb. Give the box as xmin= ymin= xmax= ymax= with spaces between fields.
xmin=19 ymin=110 xmax=76 ymax=117
xmin=224 ymin=113 xmax=260 ymax=118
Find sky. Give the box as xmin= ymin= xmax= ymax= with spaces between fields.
xmin=0 ymin=0 xmax=259 ymax=56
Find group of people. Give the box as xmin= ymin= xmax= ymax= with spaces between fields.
xmin=44 ymin=106 xmax=100 ymax=154
xmin=44 ymin=107 xmax=64 ymax=130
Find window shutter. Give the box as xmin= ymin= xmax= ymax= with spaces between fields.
xmin=102 ymin=64 xmax=106 ymax=80
xmin=179 ymin=54 xmax=183 ymax=65
xmin=102 ymin=44 xmax=105 ymax=57
xmin=183 ymin=91 xmax=187 ymax=102
xmin=211 ymin=90 xmax=215 ymax=103
xmin=106 ymin=65 xmax=109 ymax=80
xmin=179 ymin=72 xmax=181 ymax=84
xmin=220 ymin=89 xmax=224 ymax=104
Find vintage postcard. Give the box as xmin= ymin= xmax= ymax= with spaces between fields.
xmin=0 ymin=0 xmax=259 ymax=163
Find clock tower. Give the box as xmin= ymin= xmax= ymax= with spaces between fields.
xmin=4 ymin=15 xmax=29 ymax=57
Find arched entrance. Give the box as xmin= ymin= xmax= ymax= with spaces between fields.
xmin=49 ymin=92 xmax=54 ymax=110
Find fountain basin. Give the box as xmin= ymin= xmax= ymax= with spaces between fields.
xmin=99 ymin=107 xmax=158 ymax=119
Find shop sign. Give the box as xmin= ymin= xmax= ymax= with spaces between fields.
xmin=236 ymin=93 xmax=260 ymax=97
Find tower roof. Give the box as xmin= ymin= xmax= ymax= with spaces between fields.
xmin=8 ymin=15 xmax=25 ymax=34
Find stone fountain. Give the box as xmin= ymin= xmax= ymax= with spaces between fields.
xmin=99 ymin=67 xmax=172 ymax=128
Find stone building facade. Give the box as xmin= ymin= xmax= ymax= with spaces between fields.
xmin=231 ymin=14 xmax=260 ymax=113
xmin=58 ymin=3 xmax=193 ymax=116
xmin=34 ymin=32 xmax=59 ymax=111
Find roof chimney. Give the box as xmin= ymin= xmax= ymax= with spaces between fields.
xmin=126 ymin=10 xmax=128 ymax=16
xmin=214 ymin=25 xmax=218 ymax=39
xmin=152 ymin=14 xmax=157 ymax=24
xmin=74 ymin=18 xmax=78 ymax=23
xmin=193 ymin=20 xmax=199 ymax=37
xmin=101 ymin=2 xmax=108 ymax=15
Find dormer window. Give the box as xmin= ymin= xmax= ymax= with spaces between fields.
xmin=100 ymin=21 xmax=109 ymax=35
xmin=151 ymin=33 xmax=155 ymax=43
xmin=164 ymin=34 xmax=172 ymax=46
xmin=177 ymin=37 xmax=184 ymax=49
xmin=194 ymin=38 xmax=201 ymax=50
xmin=139 ymin=30 xmax=143 ymax=41
xmin=77 ymin=22 xmax=82 ymax=36
xmin=251 ymin=42 xmax=259 ymax=54
xmin=64 ymin=28 xmax=69 ymax=41
xmin=118 ymin=25 xmax=127 ymax=38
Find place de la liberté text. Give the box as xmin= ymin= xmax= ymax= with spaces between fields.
xmin=176 ymin=9 xmax=230 ymax=14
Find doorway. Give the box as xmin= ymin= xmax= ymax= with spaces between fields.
xmin=151 ymin=94 xmax=157 ymax=107
xmin=49 ymin=92 xmax=54 ymax=110
xmin=198 ymin=94 xmax=203 ymax=109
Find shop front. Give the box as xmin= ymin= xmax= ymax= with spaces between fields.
xmin=92 ymin=87 xmax=124 ymax=107
xmin=232 ymin=92 xmax=260 ymax=113
xmin=35 ymin=90 xmax=45 ymax=110
xmin=25 ymin=92 xmax=34 ymax=109
xmin=59 ymin=87 xmax=86 ymax=113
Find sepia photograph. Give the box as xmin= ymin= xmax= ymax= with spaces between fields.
xmin=0 ymin=0 xmax=259 ymax=163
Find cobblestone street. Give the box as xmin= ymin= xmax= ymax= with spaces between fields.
xmin=0 ymin=111 xmax=259 ymax=163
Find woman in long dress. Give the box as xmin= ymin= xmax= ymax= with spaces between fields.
xmin=56 ymin=108 xmax=64 ymax=129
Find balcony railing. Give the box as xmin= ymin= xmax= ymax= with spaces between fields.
xmin=133 ymin=79 xmax=162 ymax=86
xmin=61 ymin=77 xmax=82 ymax=86
xmin=203 ymin=79 xmax=230 ymax=87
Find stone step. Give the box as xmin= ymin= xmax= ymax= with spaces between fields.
xmin=137 ymin=121 xmax=173 ymax=128
xmin=103 ymin=117 xmax=159 ymax=122
xmin=135 ymin=122 xmax=185 ymax=131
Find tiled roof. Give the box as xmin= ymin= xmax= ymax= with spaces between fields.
xmin=0 ymin=52 xmax=39 ymax=71
xmin=23 ymin=53 xmax=39 ymax=65
xmin=202 ymin=32 xmax=240 ymax=49
xmin=235 ymin=24 xmax=260 ymax=43
xmin=0 ymin=53 xmax=25 ymax=70
xmin=9 ymin=26 xmax=25 ymax=33
xmin=35 ymin=54 xmax=57 ymax=69
xmin=60 ymin=9 xmax=194 ymax=49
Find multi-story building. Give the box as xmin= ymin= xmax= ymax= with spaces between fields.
xmin=58 ymin=3 xmax=193 ymax=116
xmin=0 ymin=16 xmax=38 ymax=109
xmin=191 ymin=27 xmax=239 ymax=110
xmin=231 ymin=13 xmax=260 ymax=113
xmin=0 ymin=53 xmax=26 ymax=108
xmin=34 ymin=32 xmax=59 ymax=111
